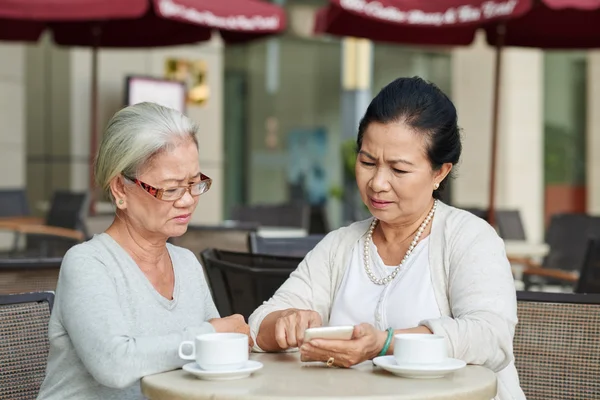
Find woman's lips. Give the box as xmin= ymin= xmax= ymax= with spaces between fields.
xmin=173 ymin=214 xmax=192 ymax=223
xmin=369 ymin=198 xmax=392 ymax=209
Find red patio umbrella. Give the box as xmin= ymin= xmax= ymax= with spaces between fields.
xmin=0 ymin=0 xmax=286 ymax=213
xmin=315 ymin=0 xmax=600 ymax=225
xmin=486 ymin=0 xmax=600 ymax=48
xmin=315 ymin=0 xmax=530 ymax=39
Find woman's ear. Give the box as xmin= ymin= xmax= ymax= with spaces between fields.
xmin=109 ymin=175 xmax=128 ymax=209
xmin=434 ymin=163 xmax=453 ymax=185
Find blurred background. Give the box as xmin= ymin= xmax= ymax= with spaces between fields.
xmin=0 ymin=0 xmax=598 ymax=294
xmin=4 ymin=4 xmax=600 ymax=399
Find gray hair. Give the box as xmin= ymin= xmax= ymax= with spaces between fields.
xmin=95 ymin=102 xmax=199 ymax=202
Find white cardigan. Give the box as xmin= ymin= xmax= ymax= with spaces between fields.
xmin=248 ymin=201 xmax=525 ymax=400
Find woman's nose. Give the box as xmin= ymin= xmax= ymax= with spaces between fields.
xmin=176 ymin=188 xmax=195 ymax=206
xmin=370 ymin=168 xmax=391 ymax=192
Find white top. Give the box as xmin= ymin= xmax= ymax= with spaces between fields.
xmin=249 ymin=201 xmax=525 ymax=400
xmin=37 ymin=233 xmax=219 ymax=400
xmin=329 ymin=237 xmax=441 ymax=329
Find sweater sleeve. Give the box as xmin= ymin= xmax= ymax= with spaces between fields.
xmin=248 ymin=230 xmax=340 ymax=350
xmin=420 ymin=219 xmax=518 ymax=373
xmin=56 ymin=251 xmax=216 ymax=389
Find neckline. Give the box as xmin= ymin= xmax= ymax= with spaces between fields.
xmin=97 ymin=233 xmax=180 ymax=310
xmin=370 ymin=236 xmax=430 ymax=269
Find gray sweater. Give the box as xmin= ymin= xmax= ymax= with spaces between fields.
xmin=37 ymin=233 xmax=219 ymax=400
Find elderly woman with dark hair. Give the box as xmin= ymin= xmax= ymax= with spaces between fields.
xmin=250 ymin=77 xmax=525 ymax=400
xmin=38 ymin=103 xmax=251 ymax=400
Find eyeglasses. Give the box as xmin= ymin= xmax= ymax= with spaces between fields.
xmin=123 ymin=173 xmax=212 ymax=201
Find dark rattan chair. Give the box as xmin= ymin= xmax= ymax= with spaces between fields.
xmin=0 ymin=292 xmax=54 ymax=400
xmin=575 ymin=237 xmax=600 ymax=294
xmin=200 ymin=249 xmax=301 ymax=319
xmin=514 ymin=291 xmax=600 ymax=400
xmin=248 ymin=232 xmax=324 ymax=258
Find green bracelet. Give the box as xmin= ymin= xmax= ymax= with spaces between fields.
xmin=378 ymin=328 xmax=394 ymax=357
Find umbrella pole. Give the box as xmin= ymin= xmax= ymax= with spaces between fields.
xmin=88 ymin=27 xmax=100 ymax=216
xmin=488 ymin=24 xmax=506 ymax=227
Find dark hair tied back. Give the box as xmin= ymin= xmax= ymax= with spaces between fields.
xmin=357 ymin=76 xmax=462 ymax=199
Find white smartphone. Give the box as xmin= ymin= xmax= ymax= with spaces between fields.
xmin=303 ymin=326 xmax=354 ymax=342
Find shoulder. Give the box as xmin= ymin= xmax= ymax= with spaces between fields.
xmin=61 ymin=234 xmax=113 ymax=267
xmin=435 ymin=202 xmax=505 ymax=259
xmin=308 ymin=218 xmax=372 ymax=256
xmin=321 ymin=218 xmax=372 ymax=244
xmin=57 ymin=234 xmax=121 ymax=287
xmin=437 ymin=202 xmax=497 ymax=238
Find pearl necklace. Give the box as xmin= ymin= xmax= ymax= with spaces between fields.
xmin=364 ymin=200 xmax=438 ymax=285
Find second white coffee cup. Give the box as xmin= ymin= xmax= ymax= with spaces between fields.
xmin=179 ymin=332 xmax=249 ymax=371
xmin=393 ymin=333 xmax=448 ymax=365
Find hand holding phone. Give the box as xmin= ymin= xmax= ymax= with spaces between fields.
xmin=272 ymin=309 xmax=323 ymax=350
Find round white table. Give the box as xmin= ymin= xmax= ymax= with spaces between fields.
xmin=141 ymin=353 xmax=497 ymax=400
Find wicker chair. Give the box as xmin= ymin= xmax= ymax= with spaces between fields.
xmin=0 ymin=292 xmax=54 ymax=400
xmin=0 ymin=258 xmax=62 ymax=295
xmin=200 ymin=249 xmax=301 ymax=319
xmin=514 ymin=291 xmax=600 ymax=400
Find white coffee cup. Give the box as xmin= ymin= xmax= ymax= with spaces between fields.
xmin=393 ymin=334 xmax=448 ymax=365
xmin=179 ymin=332 xmax=249 ymax=371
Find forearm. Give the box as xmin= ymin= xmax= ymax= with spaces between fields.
xmin=420 ymin=315 xmax=513 ymax=371
xmin=79 ymin=322 xmax=215 ymax=388
xmin=255 ymin=309 xmax=290 ymax=352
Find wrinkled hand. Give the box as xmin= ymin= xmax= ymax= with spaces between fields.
xmin=209 ymin=314 xmax=254 ymax=351
xmin=275 ymin=309 xmax=322 ymax=350
xmin=300 ymin=323 xmax=386 ymax=368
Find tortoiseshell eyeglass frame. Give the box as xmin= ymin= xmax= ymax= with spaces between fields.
xmin=123 ymin=173 xmax=212 ymax=201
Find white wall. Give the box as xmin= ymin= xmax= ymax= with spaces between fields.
xmin=25 ymin=35 xmax=72 ymax=209
xmin=0 ymin=43 xmax=26 ymax=188
xmin=452 ymin=33 xmax=544 ymax=243
xmin=587 ymin=51 xmax=600 ymax=214
xmin=0 ymin=43 xmax=26 ymax=249
xmin=451 ymin=34 xmax=495 ymax=209
xmin=498 ymin=48 xmax=544 ymax=244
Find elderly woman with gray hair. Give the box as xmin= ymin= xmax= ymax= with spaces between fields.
xmin=37 ymin=103 xmax=251 ymax=400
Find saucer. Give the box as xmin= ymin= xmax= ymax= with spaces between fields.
xmin=182 ymin=360 xmax=263 ymax=381
xmin=373 ymin=356 xmax=466 ymax=379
